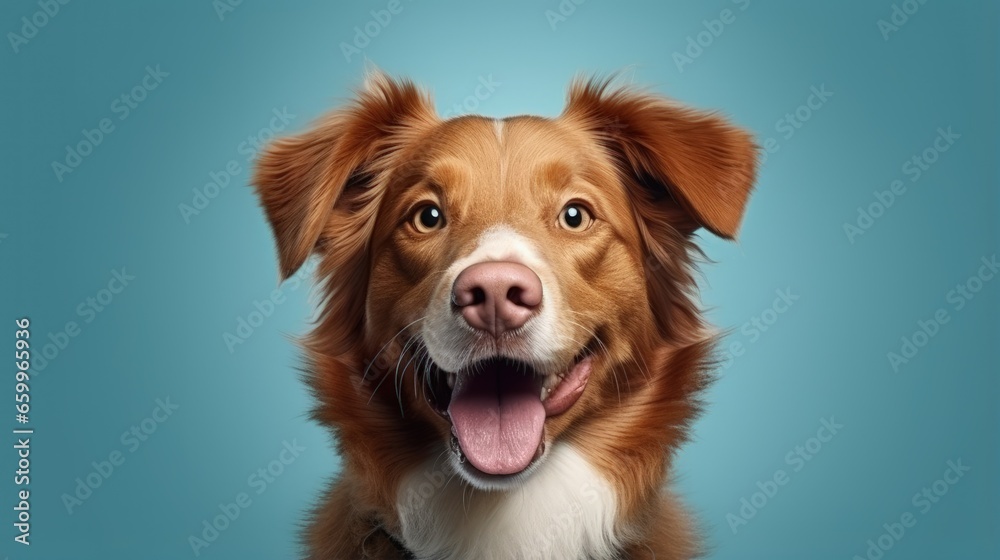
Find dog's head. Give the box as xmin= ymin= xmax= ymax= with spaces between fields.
xmin=254 ymin=73 xmax=756 ymax=489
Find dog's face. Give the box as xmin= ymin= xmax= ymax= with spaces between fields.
xmin=368 ymin=116 xmax=651 ymax=486
xmin=254 ymin=73 xmax=756 ymax=490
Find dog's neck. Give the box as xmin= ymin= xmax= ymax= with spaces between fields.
xmin=394 ymin=443 xmax=622 ymax=560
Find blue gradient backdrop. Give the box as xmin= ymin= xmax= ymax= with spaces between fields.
xmin=1 ymin=1 xmax=997 ymax=559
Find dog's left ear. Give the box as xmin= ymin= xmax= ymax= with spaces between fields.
xmin=561 ymin=78 xmax=758 ymax=238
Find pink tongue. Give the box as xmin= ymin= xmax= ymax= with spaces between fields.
xmin=447 ymin=362 xmax=544 ymax=475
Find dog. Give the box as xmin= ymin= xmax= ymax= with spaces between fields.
xmin=252 ymin=72 xmax=757 ymax=559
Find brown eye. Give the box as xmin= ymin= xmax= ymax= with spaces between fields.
xmin=413 ymin=204 xmax=444 ymax=233
xmin=558 ymin=203 xmax=593 ymax=231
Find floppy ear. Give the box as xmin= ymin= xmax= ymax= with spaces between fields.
xmin=253 ymin=72 xmax=438 ymax=278
xmin=560 ymin=78 xmax=758 ymax=239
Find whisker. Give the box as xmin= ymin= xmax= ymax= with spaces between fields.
xmin=565 ymin=307 xmax=653 ymax=384
xmin=411 ymin=345 xmax=427 ymax=399
xmin=366 ymin=317 xmax=426 ymax=406
xmin=564 ymin=316 xmax=628 ymax=405
xmin=393 ymin=334 xmax=420 ymax=417
xmin=398 ymin=340 xmax=428 ymax=413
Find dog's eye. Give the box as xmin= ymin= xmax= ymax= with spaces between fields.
xmin=413 ymin=204 xmax=444 ymax=233
xmin=558 ymin=203 xmax=593 ymax=231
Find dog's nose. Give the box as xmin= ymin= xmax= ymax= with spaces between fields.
xmin=452 ymin=262 xmax=542 ymax=336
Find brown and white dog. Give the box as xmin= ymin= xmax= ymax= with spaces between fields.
xmin=253 ymin=72 xmax=757 ymax=559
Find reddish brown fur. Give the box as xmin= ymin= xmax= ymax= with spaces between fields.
xmin=253 ymin=73 xmax=757 ymax=559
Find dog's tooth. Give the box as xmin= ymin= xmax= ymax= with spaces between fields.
xmin=447 ymin=372 xmax=455 ymax=388
xmin=534 ymin=439 xmax=546 ymax=461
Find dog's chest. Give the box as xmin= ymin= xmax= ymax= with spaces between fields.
xmin=395 ymin=444 xmax=621 ymax=560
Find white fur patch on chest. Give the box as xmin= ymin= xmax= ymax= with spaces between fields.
xmin=396 ymin=443 xmax=621 ymax=560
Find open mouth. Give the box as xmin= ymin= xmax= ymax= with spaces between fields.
xmin=424 ymin=345 xmax=594 ymax=477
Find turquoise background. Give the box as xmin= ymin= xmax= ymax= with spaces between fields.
xmin=1 ymin=1 xmax=997 ymax=558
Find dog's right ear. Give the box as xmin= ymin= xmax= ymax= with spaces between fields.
xmin=253 ymin=72 xmax=438 ymax=279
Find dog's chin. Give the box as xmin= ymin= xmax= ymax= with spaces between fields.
xmin=447 ymin=438 xmax=551 ymax=491
xmin=423 ymin=345 xmax=594 ymax=491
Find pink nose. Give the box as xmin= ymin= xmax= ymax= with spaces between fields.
xmin=452 ymin=262 xmax=543 ymax=336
